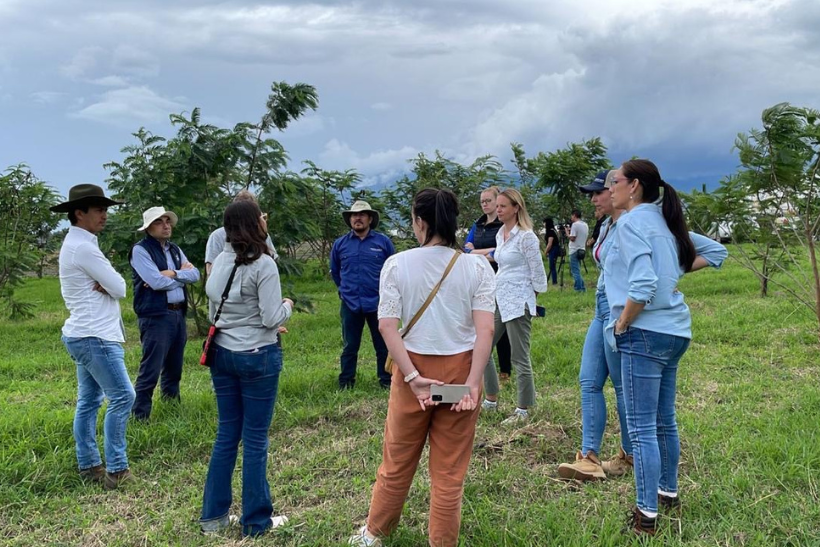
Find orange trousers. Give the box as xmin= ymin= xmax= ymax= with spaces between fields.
xmin=366 ymin=350 xmax=480 ymax=547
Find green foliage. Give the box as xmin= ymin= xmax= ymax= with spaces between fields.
xmin=705 ymin=103 xmax=820 ymax=317
xmin=0 ymin=165 xmax=60 ymax=319
xmin=380 ymin=152 xmax=509 ymax=245
xmin=511 ymin=139 xmax=610 ymax=226
xmin=101 ymin=82 xmax=321 ymax=334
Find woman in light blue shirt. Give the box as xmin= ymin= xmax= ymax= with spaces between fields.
xmin=604 ymin=159 xmax=704 ymax=535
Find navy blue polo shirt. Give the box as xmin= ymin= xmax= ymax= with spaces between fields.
xmin=330 ymin=230 xmax=395 ymax=313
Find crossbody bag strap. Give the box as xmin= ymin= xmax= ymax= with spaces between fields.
xmin=212 ymin=263 xmax=240 ymax=326
xmin=400 ymin=250 xmax=461 ymax=339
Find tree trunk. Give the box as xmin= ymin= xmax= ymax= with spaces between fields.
xmin=805 ymin=225 xmax=820 ymax=343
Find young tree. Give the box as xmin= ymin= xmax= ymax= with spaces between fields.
xmin=511 ymin=139 xmax=610 ymax=227
xmin=0 ymin=165 xmax=61 ymax=318
xmin=379 ymin=152 xmax=508 ymax=245
xmin=714 ymin=103 xmax=820 ymax=337
xmin=102 ymin=82 xmax=320 ymax=333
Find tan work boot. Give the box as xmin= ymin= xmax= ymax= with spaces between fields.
xmin=557 ymin=451 xmax=606 ymax=481
xmin=601 ymin=447 xmax=634 ymax=477
xmin=104 ymin=468 xmax=134 ymax=490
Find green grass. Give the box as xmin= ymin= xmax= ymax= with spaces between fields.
xmin=1 ymin=251 xmax=819 ymax=546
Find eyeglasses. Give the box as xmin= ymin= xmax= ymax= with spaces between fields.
xmin=480 ymin=199 xmax=493 ymax=204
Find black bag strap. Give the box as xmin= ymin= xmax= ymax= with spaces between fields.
xmin=212 ymin=263 xmax=240 ymax=326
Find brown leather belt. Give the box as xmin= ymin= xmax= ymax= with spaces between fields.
xmin=167 ymin=303 xmax=185 ymax=311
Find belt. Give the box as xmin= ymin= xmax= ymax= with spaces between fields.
xmin=167 ymin=303 xmax=185 ymax=311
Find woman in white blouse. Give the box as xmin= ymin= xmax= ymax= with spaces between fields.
xmin=481 ymin=188 xmax=548 ymax=424
xmin=348 ymin=188 xmax=496 ymax=547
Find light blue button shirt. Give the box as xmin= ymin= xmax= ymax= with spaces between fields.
xmin=602 ymin=203 xmax=728 ymax=350
xmin=130 ymin=243 xmax=199 ymax=304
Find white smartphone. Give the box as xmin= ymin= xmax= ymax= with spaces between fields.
xmin=430 ymin=384 xmax=470 ymax=404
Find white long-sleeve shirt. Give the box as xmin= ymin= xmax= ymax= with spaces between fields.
xmin=59 ymin=226 xmax=127 ymax=342
xmin=494 ymin=225 xmax=548 ymax=322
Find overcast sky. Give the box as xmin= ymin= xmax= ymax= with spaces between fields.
xmin=2 ymin=0 xmax=819 ymax=199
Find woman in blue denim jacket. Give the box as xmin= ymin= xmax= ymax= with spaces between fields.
xmin=604 ymin=159 xmax=726 ymax=535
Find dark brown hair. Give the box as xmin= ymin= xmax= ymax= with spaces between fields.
xmin=621 ymin=159 xmax=696 ymax=272
xmin=223 ymin=200 xmax=270 ymax=265
xmin=412 ymin=188 xmax=459 ymax=247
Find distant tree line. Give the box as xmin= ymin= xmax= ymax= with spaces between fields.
xmin=4 ymin=85 xmax=819 ymax=338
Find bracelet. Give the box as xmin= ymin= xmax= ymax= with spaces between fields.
xmin=404 ymin=370 xmax=420 ymax=383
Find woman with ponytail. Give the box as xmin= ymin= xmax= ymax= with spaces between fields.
xmin=349 ymin=188 xmax=496 ymax=547
xmin=604 ymin=159 xmax=725 ymax=535
xmin=481 ymin=188 xmax=548 ymax=424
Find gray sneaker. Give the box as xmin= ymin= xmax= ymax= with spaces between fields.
xmin=481 ymin=399 xmax=498 ymax=411
xmin=500 ymin=409 xmax=529 ymax=425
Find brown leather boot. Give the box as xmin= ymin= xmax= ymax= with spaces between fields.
xmin=79 ymin=464 xmax=106 ymax=483
xmin=104 ymin=468 xmax=134 ymax=490
xmin=557 ymin=451 xmax=606 ymax=481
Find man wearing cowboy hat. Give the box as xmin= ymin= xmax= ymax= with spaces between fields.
xmin=128 ymin=206 xmax=200 ymax=420
xmin=52 ymin=184 xmax=136 ymax=489
xmin=330 ymin=200 xmax=395 ymax=389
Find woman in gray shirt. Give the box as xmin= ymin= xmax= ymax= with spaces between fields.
xmin=199 ymin=200 xmax=293 ymax=537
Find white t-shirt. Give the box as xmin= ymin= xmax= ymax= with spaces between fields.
xmin=377 ymin=246 xmax=496 ymax=355
xmin=569 ymin=220 xmax=589 ymax=255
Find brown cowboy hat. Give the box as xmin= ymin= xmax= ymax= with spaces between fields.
xmin=50 ymin=184 xmax=124 ymax=213
xmin=342 ymin=200 xmax=380 ymax=230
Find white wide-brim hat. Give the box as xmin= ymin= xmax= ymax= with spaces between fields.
xmin=138 ymin=206 xmax=178 ymax=231
xmin=342 ymin=200 xmax=380 ymax=230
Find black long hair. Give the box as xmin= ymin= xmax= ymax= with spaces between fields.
xmin=621 ymin=159 xmax=696 ymax=272
xmin=223 ymin=200 xmax=270 ymax=265
xmin=412 ymin=188 xmax=459 ymax=248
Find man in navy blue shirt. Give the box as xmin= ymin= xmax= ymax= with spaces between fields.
xmin=330 ymin=201 xmax=396 ymax=389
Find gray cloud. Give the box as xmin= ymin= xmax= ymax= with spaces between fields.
xmin=69 ymin=86 xmax=187 ymax=126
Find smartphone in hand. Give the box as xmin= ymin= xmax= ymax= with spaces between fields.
xmin=430 ymin=384 xmax=470 ymax=403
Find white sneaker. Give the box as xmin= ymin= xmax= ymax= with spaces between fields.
xmin=270 ymin=515 xmax=289 ymax=529
xmin=501 ymin=409 xmax=529 ymax=425
xmin=481 ymin=399 xmax=498 ymax=411
xmin=348 ymin=525 xmax=382 ymax=546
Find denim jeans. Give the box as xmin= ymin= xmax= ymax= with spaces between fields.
xmin=580 ymin=291 xmax=630 ymax=457
xmin=62 ymin=336 xmax=135 ymax=473
xmin=570 ymin=251 xmax=585 ymax=292
xmin=201 ymin=342 xmax=283 ymax=537
xmin=617 ymin=327 xmax=689 ymax=514
xmin=547 ymin=247 xmax=560 ymax=285
xmin=132 ymin=309 xmax=187 ymax=419
xmin=339 ymin=300 xmax=390 ymax=388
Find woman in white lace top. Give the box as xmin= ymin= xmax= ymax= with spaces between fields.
xmin=348 ymin=188 xmax=496 ymax=547
xmin=481 ymin=188 xmax=548 ymax=424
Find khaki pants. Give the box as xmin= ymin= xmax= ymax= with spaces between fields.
xmin=366 ymin=350 xmax=480 ymax=547
xmin=483 ymin=307 xmax=536 ymax=407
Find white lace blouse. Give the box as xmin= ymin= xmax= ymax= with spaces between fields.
xmin=494 ymin=225 xmax=548 ymax=322
xmin=377 ymin=246 xmax=496 ymax=355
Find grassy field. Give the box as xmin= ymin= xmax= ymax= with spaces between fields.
xmin=1 ymin=253 xmax=819 ymax=546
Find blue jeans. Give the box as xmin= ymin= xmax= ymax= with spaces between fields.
xmin=617 ymin=327 xmax=689 ymax=514
xmin=547 ymin=247 xmax=560 ymax=285
xmin=570 ymin=252 xmax=585 ymax=292
xmin=580 ymin=291 xmax=630 ymax=457
xmin=132 ymin=309 xmax=187 ymax=419
xmin=62 ymin=336 xmax=135 ymax=473
xmin=339 ymin=300 xmax=390 ymax=387
xmin=201 ymin=342 xmax=283 ymax=537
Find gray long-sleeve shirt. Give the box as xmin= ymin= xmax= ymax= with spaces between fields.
xmin=206 ymin=247 xmax=292 ymax=351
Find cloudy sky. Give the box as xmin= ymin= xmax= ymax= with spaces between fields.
xmin=2 ymin=0 xmax=819 ymax=199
